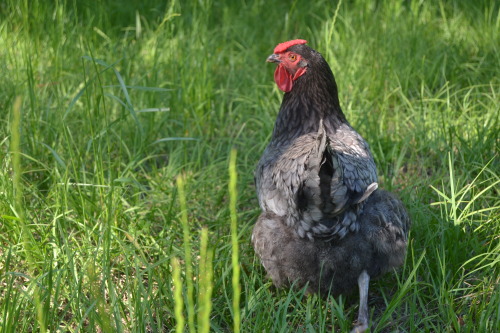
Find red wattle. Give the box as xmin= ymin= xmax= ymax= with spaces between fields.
xmin=274 ymin=65 xmax=293 ymax=92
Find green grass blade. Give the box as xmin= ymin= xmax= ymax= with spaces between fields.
xmin=229 ymin=149 xmax=241 ymax=333
xmin=198 ymin=227 xmax=214 ymax=333
xmin=177 ymin=176 xmax=195 ymax=333
xmin=172 ymin=257 xmax=185 ymax=333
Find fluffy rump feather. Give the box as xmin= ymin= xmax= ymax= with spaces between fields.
xmin=252 ymin=189 xmax=410 ymax=296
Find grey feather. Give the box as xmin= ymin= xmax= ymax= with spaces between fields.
xmin=252 ymin=189 xmax=411 ymax=296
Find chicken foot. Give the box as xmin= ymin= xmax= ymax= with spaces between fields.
xmin=351 ymin=270 xmax=370 ymax=333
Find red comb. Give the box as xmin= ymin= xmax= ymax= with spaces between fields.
xmin=273 ymin=39 xmax=308 ymax=53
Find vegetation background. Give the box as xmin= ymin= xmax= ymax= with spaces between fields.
xmin=1 ymin=0 xmax=498 ymax=331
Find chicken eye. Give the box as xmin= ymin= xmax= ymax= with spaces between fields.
xmin=289 ymin=54 xmax=297 ymax=61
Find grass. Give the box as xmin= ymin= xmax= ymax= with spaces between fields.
xmin=0 ymin=0 xmax=499 ymax=331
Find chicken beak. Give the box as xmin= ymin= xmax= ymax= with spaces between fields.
xmin=266 ymin=54 xmax=281 ymax=63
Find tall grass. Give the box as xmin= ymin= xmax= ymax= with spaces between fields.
xmin=0 ymin=0 xmax=499 ymax=331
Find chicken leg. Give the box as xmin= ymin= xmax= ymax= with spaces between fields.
xmin=351 ymin=270 xmax=370 ymax=333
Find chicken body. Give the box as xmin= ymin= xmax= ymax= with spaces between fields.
xmin=253 ymin=189 xmax=409 ymax=295
xmin=252 ymin=40 xmax=410 ymax=332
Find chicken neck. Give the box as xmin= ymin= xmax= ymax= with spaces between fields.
xmin=271 ymin=62 xmax=348 ymax=144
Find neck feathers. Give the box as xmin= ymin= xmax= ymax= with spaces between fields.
xmin=272 ymin=58 xmax=347 ymax=142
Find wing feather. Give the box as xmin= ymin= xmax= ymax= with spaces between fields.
xmin=255 ymin=121 xmax=378 ymax=240
xmin=299 ymin=123 xmax=378 ymax=239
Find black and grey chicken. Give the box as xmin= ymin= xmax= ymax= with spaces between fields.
xmin=252 ymin=39 xmax=410 ymax=332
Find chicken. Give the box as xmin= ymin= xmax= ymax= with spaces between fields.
xmin=252 ymin=39 xmax=410 ymax=332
